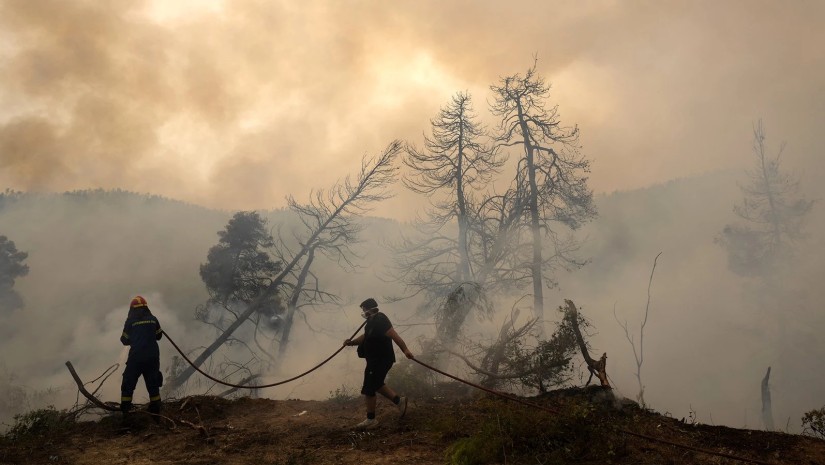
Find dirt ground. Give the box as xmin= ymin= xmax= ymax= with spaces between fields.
xmin=2 ymin=388 xmax=825 ymax=465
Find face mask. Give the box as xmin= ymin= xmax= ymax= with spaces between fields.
xmin=361 ymin=308 xmax=376 ymax=319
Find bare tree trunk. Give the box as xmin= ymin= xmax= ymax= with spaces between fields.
xmin=761 ymin=366 xmax=775 ymax=431
xmin=490 ymin=66 xmax=594 ymax=339
xmin=496 ymin=87 xmax=548 ymax=329
xmin=517 ymin=106 xmax=545 ymax=333
xmin=277 ymin=247 xmax=316 ymax=363
xmin=456 ymin=116 xmax=471 ymax=282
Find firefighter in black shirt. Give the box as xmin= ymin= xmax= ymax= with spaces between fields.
xmin=344 ymin=298 xmax=414 ymax=429
xmin=120 ymin=296 xmax=163 ymax=420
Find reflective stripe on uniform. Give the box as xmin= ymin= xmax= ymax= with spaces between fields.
xmin=121 ymin=332 xmax=129 ymax=339
xmin=132 ymin=320 xmax=156 ymax=326
xmin=121 ymin=396 xmax=132 ymax=402
xmin=150 ymin=395 xmax=161 ymax=402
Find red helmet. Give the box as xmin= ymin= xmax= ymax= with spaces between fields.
xmin=130 ymin=296 xmax=148 ymax=309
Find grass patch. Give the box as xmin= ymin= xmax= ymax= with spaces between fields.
xmin=327 ymin=384 xmax=358 ymax=404
xmin=442 ymin=395 xmax=626 ymax=465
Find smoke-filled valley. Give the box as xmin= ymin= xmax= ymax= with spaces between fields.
xmin=1 ymin=165 xmax=823 ymax=435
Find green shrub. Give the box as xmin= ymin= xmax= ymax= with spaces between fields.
xmin=6 ymin=406 xmax=67 ymax=440
xmin=447 ymin=435 xmax=501 ymax=465
xmin=387 ymin=359 xmax=439 ymax=399
xmin=802 ymin=407 xmax=825 ymax=439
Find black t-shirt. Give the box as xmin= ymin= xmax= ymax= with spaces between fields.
xmin=362 ymin=312 xmax=395 ymax=364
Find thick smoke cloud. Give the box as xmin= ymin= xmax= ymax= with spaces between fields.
xmin=1 ymin=1 xmax=822 ymax=215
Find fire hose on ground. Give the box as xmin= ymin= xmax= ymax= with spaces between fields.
xmin=65 ymin=324 xmax=785 ymax=465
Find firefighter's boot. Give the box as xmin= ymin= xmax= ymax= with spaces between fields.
xmin=149 ymin=399 xmax=161 ymax=424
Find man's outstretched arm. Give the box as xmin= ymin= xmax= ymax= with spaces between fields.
xmin=386 ymin=328 xmax=414 ymax=359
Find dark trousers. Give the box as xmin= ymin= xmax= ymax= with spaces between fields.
xmin=121 ymin=357 xmax=162 ymax=414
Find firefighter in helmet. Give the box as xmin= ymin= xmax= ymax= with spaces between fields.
xmin=120 ymin=296 xmax=163 ymax=420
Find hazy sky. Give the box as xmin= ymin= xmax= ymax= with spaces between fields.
xmin=1 ymin=0 xmax=823 ymax=218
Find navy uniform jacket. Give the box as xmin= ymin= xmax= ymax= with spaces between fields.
xmin=120 ymin=307 xmax=163 ymax=362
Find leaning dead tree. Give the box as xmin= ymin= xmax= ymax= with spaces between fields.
xmin=165 ymin=140 xmax=402 ymax=393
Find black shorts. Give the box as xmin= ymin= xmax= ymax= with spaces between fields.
xmin=361 ymin=360 xmax=393 ymax=396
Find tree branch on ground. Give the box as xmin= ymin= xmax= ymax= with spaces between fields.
xmin=65 ymin=361 xmax=118 ymax=412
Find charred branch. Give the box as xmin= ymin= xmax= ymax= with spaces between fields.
xmin=563 ymin=300 xmax=610 ymax=388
